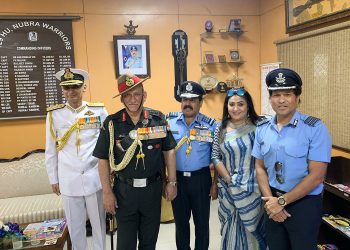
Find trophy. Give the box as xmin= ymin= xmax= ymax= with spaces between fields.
xmin=226 ymin=73 xmax=243 ymax=89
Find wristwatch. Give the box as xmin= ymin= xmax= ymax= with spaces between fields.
xmin=277 ymin=195 xmax=287 ymax=207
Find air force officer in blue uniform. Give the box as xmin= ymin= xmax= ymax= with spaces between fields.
xmin=252 ymin=68 xmax=332 ymax=250
xmin=168 ymin=81 xmax=217 ymax=250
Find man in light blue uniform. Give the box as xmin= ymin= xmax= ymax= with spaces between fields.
xmin=252 ymin=68 xmax=332 ymax=250
xmin=125 ymin=46 xmax=142 ymax=69
xmin=168 ymin=81 xmax=217 ymax=250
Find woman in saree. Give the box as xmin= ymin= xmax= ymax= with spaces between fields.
xmin=211 ymin=86 xmax=266 ymax=250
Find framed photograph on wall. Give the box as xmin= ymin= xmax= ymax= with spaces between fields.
xmin=113 ymin=35 xmax=150 ymax=78
xmin=285 ymin=0 xmax=350 ymax=33
xmin=204 ymin=53 xmax=215 ymax=63
xmin=218 ymin=55 xmax=226 ymax=63
xmin=228 ymin=19 xmax=241 ymax=32
xmin=229 ymin=50 xmax=240 ymax=61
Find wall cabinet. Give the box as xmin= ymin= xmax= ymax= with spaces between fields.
xmin=318 ymin=157 xmax=350 ymax=250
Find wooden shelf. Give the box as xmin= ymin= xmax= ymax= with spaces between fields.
xmin=322 ymin=218 xmax=350 ymax=240
xmin=324 ymin=183 xmax=350 ymax=202
xmin=200 ymin=61 xmax=245 ymax=67
xmin=318 ymin=157 xmax=350 ymax=248
xmin=200 ymin=31 xmax=244 ymax=39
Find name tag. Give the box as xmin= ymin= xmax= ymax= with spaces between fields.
xmin=133 ymin=178 xmax=147 ymax=187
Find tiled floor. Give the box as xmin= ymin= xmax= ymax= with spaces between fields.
xmin=70 ymin=199 xmax=222 ymax=249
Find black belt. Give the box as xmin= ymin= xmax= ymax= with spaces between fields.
xmin=270 ymin=187 xmax=286 ymax=197
xmin=116 ymin=172 xmax=161 ymax=188
xmin=270 ymin=186 xmax=321 ymax=198
xmin=177 ymin=167 xmax=209 ymax=177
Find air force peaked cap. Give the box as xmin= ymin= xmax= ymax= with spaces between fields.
xmin=265 ymin=68 xmax=302 ymax=91
xmin=180 ymin=81 xmax=206 ymax=98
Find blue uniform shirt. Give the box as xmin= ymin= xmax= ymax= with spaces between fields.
xmin=168 ymin=112 xmax=216 ymax=171
xmin=125 ymin=56 xmax=142 ymax=69
xmin=252 ymin=111 xmax=331 ymax=195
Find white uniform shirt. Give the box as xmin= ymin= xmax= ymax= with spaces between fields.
xmin=45 ymin=101 xmax=108 ymax=196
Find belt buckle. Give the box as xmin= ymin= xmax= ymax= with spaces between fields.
xmin=276 ymin=191 xmax=283 ymax=196
xmin=183 ymin=172 xmax=191 ymax=177
xmin=133 ymin=178 xmax=147 ymax=187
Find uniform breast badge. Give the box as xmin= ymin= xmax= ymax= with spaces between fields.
xmin=84 ymin=110 xmax=95 ymax=116
xmin=137 ymin=126 xmax=167 ymax=140
xmin=129 ymin=130 xmax=137 ymax=139
xmin=190 ymin=128 xmax=213 ymax=143
xmin=78 ymin=116 xmax=102 ymax=129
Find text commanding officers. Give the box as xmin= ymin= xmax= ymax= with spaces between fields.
xmin=167 ymin=81 xmax=218 ymax=250
xmin=45 ymin=68 xmax=108 ymax=250
xmin=93 ymin=73 xmax=177 ymax=250
xmin=252 ymin=68 xmax=332 ymax=250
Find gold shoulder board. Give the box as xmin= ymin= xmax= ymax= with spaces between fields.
xmin=87 ymin=102 xmax=105 ymax=107
xmin=47 ymin=104 xmax=65 ymax=112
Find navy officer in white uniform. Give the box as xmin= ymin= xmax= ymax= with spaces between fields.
xmin=45 ymin=68 xmax=108 ymax=250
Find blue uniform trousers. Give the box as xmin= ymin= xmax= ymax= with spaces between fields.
xmin=265 ymin=188 xmax=322 ymax=250
xmin=171 ymin=167 xmax=212 ymax=250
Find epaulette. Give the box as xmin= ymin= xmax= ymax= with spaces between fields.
xmin=256 ymin=116 xmax=271 ymax=126
xmin=303 ymin=116 xmax=320 ymax=127
xmin=166 ymin=112 xmax=180 ymax=119
xmin=200 ymin=114 xmax=216 ymax=126
xmin=86 ymin=102 xmax=105 ymax=107
xmin=101 ymin=114 xmax=115 ymax=130
xmin=148 ymin=109 xmax=165 ymax=120
xmin=46 ymin=104 xmax=65 ymax=112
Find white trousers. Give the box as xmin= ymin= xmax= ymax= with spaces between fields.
xmin=62 ymin=190 xmax=106 ymax=250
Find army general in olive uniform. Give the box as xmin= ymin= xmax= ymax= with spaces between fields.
xmin=93 ymin=74 xmax=177 ymax=250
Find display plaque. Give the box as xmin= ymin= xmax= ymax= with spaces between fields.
xmin=0 ymin=18 xmax=76 ymax=119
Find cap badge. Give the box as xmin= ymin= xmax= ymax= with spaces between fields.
xmin=126 ymin=76 xmax=135 ymax=87
xmin=276 ymin=73 xmax=286 ymax=84
xmin=186 ymin=82 xmax=193 ymax=91
xmin=63 ymin=68 xmax=74 ymax=80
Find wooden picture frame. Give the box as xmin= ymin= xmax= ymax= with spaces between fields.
xmin=229 ymin=50 xmax=240 ymax=61
xmin=228 ymin=19 xmax=241 ymax=32
xmin=113 ymin=35 xmax=150 ymax=78
xmin=218 ymin=55 xmax=226 ymax=63
xmin=205 ymin=53 xmax=215 ymax=63
xmin=285 ymin=0 xmax=350 ymax=33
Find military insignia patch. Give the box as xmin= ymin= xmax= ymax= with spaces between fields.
xmin=84 ymin=110 xmax=95 ymax=116
xmin=304 ymin=116 xmax=320 ymax=127
xmin=63 ymin=68 xmax=74 ymax=80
